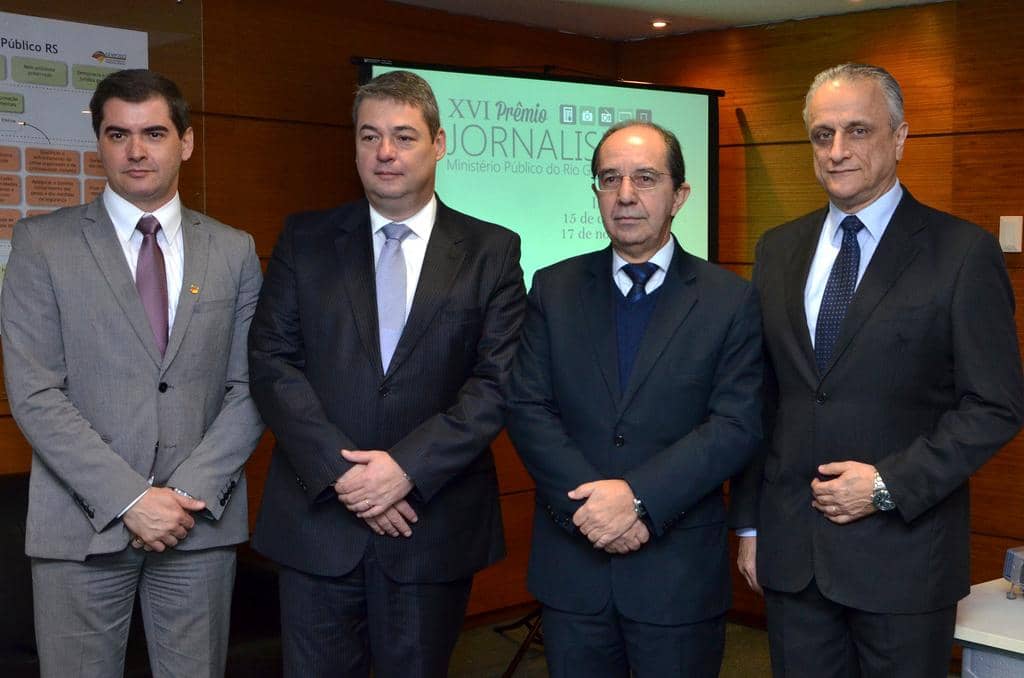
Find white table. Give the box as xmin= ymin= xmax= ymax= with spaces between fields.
xmin=955 ymin=579 xmax=1024 ymax=678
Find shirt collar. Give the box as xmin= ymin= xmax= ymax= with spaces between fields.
xmin=102 ymin=185 xmax=183 ymax=245
xmin=369 ymin=195 xmax=437 ymax=243
xmin=612 ymin=235 xmax=675 ymax=276
xmin=825 ymin=180 xmax=903 ymax=245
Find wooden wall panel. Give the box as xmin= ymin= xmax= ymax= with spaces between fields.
xmin=0 ymin=417 xmax=31 ymax=475
xmin=201 ymin=0 xmax=617 ymax=124
xmin=245 ymin=431 xmax=277 ymax=531
xmin=954 ymin=0 xmax=1024 ymax=134
xmin=201 ymin=115 xmax=357 ymax=257
xmin=618 ymin=3 xmax=957 ymax=147
xmin=717 ymin=136 xmax=953 ymax=264
xmin=718 ymin=142 xmax=824 ymax=263
xmin=466 ymin=490 xmax=535 ymax=615
xmin=972 ymin=439 xmax=1024 ymax=540
xmin=972 ymin=269 xmax=1024 ymax=542
xmin=971 ymin=533 xmax=1022 ymax=584
xmin=493 ymin=431 xmax=535 ymax=495
xmin=952 ymin=131 xmax=1024 ymax=268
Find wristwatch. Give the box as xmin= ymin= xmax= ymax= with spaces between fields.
xmin=871 ymin=471 xmax=896 ymax=512
xmin=632 ymin=497 xmax=647 ymax=518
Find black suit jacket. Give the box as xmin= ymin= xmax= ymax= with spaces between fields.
xmin=730 ymin=188 xmax=1024 ymax=613
xmin=507 ymin=242 xmax=763 ymax=625
xmin=248 ymin=197 xmax=526 ymax=582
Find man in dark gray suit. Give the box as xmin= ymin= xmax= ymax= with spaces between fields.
xmin=731 ymin=63 xmax=1024 ymax=677
xmin=507 ymin=121 xmax=762 ymax=677
xmin=1 ymin=69 xmax=264 ymax=677
xmin=248 ymin=70 xmax=525 ymax=677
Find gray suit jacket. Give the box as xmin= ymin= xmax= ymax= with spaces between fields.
xmin=2 ymin=197 xmax=264 ymax=561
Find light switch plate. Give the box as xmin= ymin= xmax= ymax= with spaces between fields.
xmin=999 ymin=216 xmax=1023 ymax=253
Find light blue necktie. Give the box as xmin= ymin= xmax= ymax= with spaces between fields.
xmin=377 ymin=223 xmax=412 ymax=372
xmin=814 ymin=215 xmax=864 ymax=373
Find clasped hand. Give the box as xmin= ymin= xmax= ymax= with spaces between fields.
xmin=335 ymin=449 xmax=418 ymax=538
xmin=124 ymin=487 xmax=205 ymax=552
xmin=569 ymin=479 xmax=649 ymax=554
xmin=810 ymin=460 xmax=877 ymax=524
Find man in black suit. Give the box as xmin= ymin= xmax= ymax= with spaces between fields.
xmin=507 ymin=121 xmax=763 ymax=677
xmin=248 ymin=70 xmax=526 ymax=677
xmin=731 ymin=63 xmax=1024 ymax=677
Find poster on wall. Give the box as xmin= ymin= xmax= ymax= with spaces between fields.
xmin=0 ymin=10 xmax=148 ymax=302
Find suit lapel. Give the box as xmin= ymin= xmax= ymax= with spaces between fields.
xmin=80 ymin=199 xmax=163 ymax=367
xmin=618 ymin=243 xmax=697 ymax=415
xmin=163 ymin=208 xmax=209 ymax=370
xmin=385 ymin=201 xmax=466 ymax=377
xmin=821 ymin=192 xmax=923 ymax=377
xmin=335 ymin=205 xmax=382 ymax=375
xmin=784 ymin=210 xmax=825 ymax=385
xmin=580 ymin=249 xmax=619 ymax=404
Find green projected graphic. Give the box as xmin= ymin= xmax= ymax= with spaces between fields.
xmin=371 ymin=63 xmax=717 ymax=285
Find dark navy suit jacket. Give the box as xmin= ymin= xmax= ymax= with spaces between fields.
xmin=508 ymin=240 xmax=763 ymax=625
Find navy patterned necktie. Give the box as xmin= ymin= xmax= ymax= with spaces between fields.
xmin=814 ymin=215 xmax=865 ymax=373
xmin=622 ymin=262 xmax=658 ymax=303
xmin=377 ymin=222 xmax=412 ymax=372
xmin=135 ymin=215 xmax=168 ymax=356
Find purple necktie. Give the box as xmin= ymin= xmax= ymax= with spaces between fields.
xmin=135 ymin=215 xmax=168 ymax=356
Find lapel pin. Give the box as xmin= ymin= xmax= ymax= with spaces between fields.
xmin=190 ymin=285 xmax=200 ymax=295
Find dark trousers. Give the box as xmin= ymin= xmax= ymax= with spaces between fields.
xmin=278 ymin=545 xmax=472 ymax=678
xmin=764 ymin=579 xmax=956 ymax=678
xmin=541 ymin=601 xmax=725 ymax=678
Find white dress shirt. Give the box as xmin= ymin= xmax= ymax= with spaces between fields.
xmin=369 ymin=196 xmax=437 ymax=319
xmin=803 ymin=181 xmax=902 ymax=344
xmin=102 ymin=186 xmax=185 ymax=331
xmin=611 ymin=237 xmax=675 ymax=296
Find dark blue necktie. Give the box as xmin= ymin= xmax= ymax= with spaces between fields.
xmin=622 ymin=262 xmax=658 ymax=303
xmin=814 ymin=215 xmax=865 ymax=373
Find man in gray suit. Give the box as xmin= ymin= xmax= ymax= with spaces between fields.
xmin=1 ymin=69 xmax=264 ymax=678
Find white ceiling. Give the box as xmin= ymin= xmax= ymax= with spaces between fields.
xmin=395 ymin=0 xmax=943 ymax=41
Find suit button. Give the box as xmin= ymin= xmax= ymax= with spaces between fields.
xmin=613 ymin=434 xmax=625 ymax=447
xmin=815 ymin=391 xmax=828 ymax=404
xmin=378 ymin=386 xmax=390 ymax=398
xmin=158 ymin=382 xmax=168 ymax=393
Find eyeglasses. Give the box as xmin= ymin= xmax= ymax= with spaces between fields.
xmin=593 ymin=170 xmax=671 ymax=192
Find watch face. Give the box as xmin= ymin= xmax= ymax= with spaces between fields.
xmin=873 ymin=490 xmax=896 ymax=512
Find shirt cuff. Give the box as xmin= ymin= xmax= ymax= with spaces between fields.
xmin=735 ymin=527 xmax=757 ymax=537
xmin=118 ymin=487 xmax=149 ymax=518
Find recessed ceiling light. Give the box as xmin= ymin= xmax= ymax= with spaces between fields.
xmin=651 ymin=19 xmax=669 ymax=29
